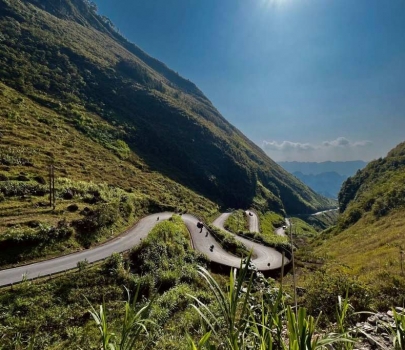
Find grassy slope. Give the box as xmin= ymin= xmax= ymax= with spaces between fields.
xmin=223 ymin=209 xmax=249 ymax=233
xmin=0 ymin=0 xmax=333 ymax=215
xmin=308 ymin=142 xmax=405 ymax=308
xmin=0 ymin=215 xmax=219 ymax=349
xmin=290 ymin=217 xmax=317 ymax=237
xmin=314 ymin=210 xmax=404 ymax=281
xmin=298 ymin=210 xmax=338 ymax=232
xmin=0 ymin=82 xmax=218 ymax=266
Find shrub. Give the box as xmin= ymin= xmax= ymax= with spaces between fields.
xmin=67 ymin=203 xmax=79 ymax=212
xmin=73 ymin=202 xmax=119 ymax=234
xmin=77 ymin=259 xmax=89 ymax=271
xmin=33 ymin=175 xmax=46 ymax=184
xmin=103 ymin=252 xmax=124 ymax=275
xmin=303 ymin=269 xmax=371 ymax=325
xmin=206 ymin=224 xmax=248 ymax=257
xmin=119 ymin=196 xmax=133 ymax=220
xmin=0 ymin=181 xmax=47 ymax=197
xmin=158 ymin=270 xmax=179 ymax=292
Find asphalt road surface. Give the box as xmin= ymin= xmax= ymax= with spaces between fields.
xmin=0 ymin=211 xmax=288 ymax=286
xmin=312 ymin=208 xmax=338 ymax=216
xmin=275 ymin=217 xmax=289 ymax=237
xmin=212 ymin=212 xmax=286 ymax=271
xmin=245 ymin=210 xmax=259 ymax=232
xmin=0 ymin=212 xmax=172 ymax=286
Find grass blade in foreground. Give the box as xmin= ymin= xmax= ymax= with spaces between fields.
xmin=87 ymin=285 xmax=154 ymax=350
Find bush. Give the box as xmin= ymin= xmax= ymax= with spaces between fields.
xmin=373 ymin=272 xmax=405 ymax=309
xmin=0 ymin=181 xmax=47 ymax=197
xmin=33 ymin=175 xmax=46 ymax=184
xmin=119 ymin=196 xmax=133 ymax=220
xmin=67 ymin=203 xmax=79 ymax=212
xmin=303 ymin=269 xmax=371 ymax=325
xmin=158 ymin=270 xmax=179 ymax=292
xmin=207 ymin=224 xmax=248 ymax=257
xmin=73 ymin=202 xmax=119 ymax=234
xmin=103 ymin=252 xmax=124 ymax=275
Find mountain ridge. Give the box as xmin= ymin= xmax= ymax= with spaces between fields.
xmin=279 ymin=160 xmax=367 ymax=177
xmin=0 ymin=0 xmax=333 ymax=214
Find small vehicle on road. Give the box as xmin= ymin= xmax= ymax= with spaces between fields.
xmin=282 ymin=225 xmax=286 ymax=229
xmin=249 ymin=212 xmax=253 ymax=216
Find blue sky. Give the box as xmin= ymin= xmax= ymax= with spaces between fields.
xmin=94 ymin=0 xmax=405 ymax=162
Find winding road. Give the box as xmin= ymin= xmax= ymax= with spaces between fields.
xmin=212 ymin=212 xmax=286 ymax=271
xmin=0 ymin=211 xmax=288 ymax=286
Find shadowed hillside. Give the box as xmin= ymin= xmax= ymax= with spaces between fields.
xmin=0 ymin=0 xmax=333 ymax=215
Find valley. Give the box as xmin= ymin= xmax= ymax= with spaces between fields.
xmin=0 ymin=0 xmax=404 ymax=349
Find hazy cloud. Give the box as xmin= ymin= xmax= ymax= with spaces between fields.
xmin=262 ymin=140 xmax=315 ymax=152
xmin=322 ymin=137 xmax=372 ymax=148
xmin=262 ymin=137 xmax=373 ymax=162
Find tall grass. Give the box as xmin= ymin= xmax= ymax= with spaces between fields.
xmin=391 ymin=309 xmax=405 ymax=350
xmin=88 ymin=286 xmax=154 ymax=350
xmin=188 ymin=255 xmax=355 ymax=350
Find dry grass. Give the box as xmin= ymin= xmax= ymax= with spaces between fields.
xmin=314 ymin=209 xmax=405 ymax=283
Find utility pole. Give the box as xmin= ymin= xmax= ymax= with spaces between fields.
xmin=49 ymin=164 xmax=56 ymax=209
xmin=49 ymin=165 xmax=52 ymax=208
xmin=52 ymin=165 xmax=56 ymax=210
xmin=289 ymin=218 xmax=298 ymax=314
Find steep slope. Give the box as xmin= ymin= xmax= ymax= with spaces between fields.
xmin=312 ymin=142 xmax=405 ymax=307
xmin=0 ymin=81 xmax=219 ymax=266
xmin=0 ymin=0 xmax=332 ymax=215
xmin=338 ymin=141 xmax=405 ymax=224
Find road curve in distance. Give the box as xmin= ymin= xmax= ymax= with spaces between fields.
xmin=312 ymin=208 xmax=339 ymax=216
xmin=245 ymin=210 xmax=259 ymax=232
xmin=212 ymin=213 xmax=286 ymax=270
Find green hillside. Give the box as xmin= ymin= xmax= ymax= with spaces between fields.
xmin=311 ymin=141 xmax=405 ymax=308
xmin=0 ymin=0 xmax=332 ymax=218
xmin=338 ymin=141 xmax=405 ymax=227
xmin=0 ymin=82 xmax=218 ymax=266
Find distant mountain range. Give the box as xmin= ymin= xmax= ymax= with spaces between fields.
xmin=278 ymin=161 xmax=368 ymax=199
xmin=278 ymin=161 xmax=368 ymax=177
xmin=291 ymin=171 xmax=346 ymax=199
